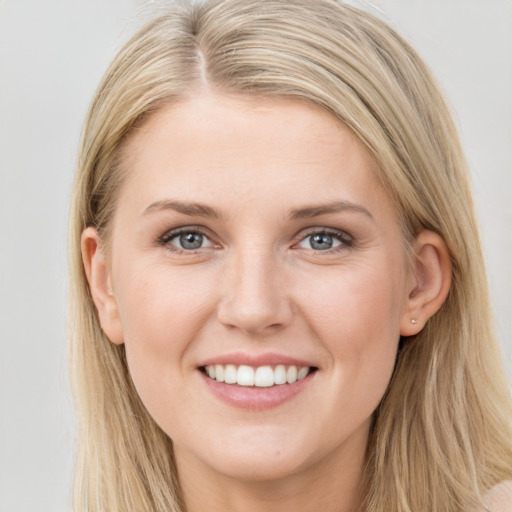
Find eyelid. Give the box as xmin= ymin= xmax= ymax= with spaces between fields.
xmin=159 ymin=225 xmax=218 ymax=252
xmin=293 ymin=227 xmax=354 ymax=251
xmin=157 ymin=225 xmax=354 ymax=254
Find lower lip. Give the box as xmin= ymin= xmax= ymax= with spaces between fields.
xmin=200 ymin=370 xmax=315 ymax=410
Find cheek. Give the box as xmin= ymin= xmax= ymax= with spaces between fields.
xmin=113 ymin=263 xmax=216 ymax=406
xmin=302 ymin=259 xmax=405 ymax=343
xmin=116 ymin=261 xmax=214 ymax=345
xmin=300 ymin=262 xmax=404 ymax=409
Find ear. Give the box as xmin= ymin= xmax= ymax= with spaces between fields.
xmin=81 ymin=227 xmax=124 ymax=345
xmin=400 ymin=230 xmax=452 ymax=336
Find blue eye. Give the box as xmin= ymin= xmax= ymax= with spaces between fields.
xmin=298 ymin=231 xmax=351 ymax=251
xmin=162 ymin=229 xmax=214 ymax=251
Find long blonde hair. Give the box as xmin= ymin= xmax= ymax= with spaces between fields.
xmin=69 ymin=1 xmax=512 ymax=510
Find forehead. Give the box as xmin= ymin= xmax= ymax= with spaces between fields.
xmin=117 ymin=92 xmax=391 ymax=220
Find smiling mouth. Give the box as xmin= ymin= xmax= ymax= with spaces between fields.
xmin=201 ymin=364 xmax=317 ymax=387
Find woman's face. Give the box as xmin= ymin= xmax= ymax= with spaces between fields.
xmin=97 ymin=93 xmax=415 ymax=482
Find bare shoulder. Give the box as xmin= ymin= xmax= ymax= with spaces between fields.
xmin=482 ymin=481 xmax=512 ymax=512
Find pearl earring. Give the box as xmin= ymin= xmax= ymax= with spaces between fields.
xmin=411 ymin=318 xmax=418 ymax=324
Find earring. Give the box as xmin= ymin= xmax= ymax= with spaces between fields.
xmin=411 ymin=318 xmax=418 ymax=324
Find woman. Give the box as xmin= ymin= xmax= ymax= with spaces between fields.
xmin=69 ymin=0 xmax=512 ymax=510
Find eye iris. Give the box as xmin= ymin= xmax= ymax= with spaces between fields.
xmin=310 ymin=233 xmax=333 ymax=250
xmin=180 ymin=232 xmax=203 ymax=249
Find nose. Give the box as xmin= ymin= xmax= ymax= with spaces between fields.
xmin=216 ymin=246 xmax=294 ymax=336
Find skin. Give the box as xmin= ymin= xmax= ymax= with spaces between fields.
xmin=82 ymin=92 xmax=451 ymax=512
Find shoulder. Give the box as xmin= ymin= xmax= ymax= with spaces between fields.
xmin=481 ymin=481 xmax=512 ymax=512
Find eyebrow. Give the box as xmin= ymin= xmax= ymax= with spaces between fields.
xmin=143 ymin=200 xmax=222 ymax=219
xmin=289 ymin=201 xmax=374 ymax=221
xmin=142 ymin=199 xmax=374 ymax=221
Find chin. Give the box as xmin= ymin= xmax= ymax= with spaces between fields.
xmin=205 ymin=449 xmax=311 ymax=483
xmin=174 ymin=426 xmax=317 ymax=483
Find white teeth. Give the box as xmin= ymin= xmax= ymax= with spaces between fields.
xmin=286 ymin=365 xmax=298 ymax=384
xmin=254 ymin=366 xmax=274 ymax=387
xmin=274 ymin=365 xmax=287 ymax=385
xmin=224 ymin=364 xmax=237 ymax=384
xmin=237 ymin=365 xmax=255 ymax=386
xmin=204 ymin=364 xmax=313 ymax=387
xmin=297 ymin=367 xmax=309 ymax=380
xmin=215 ymin=364 xmax=224 ymax=383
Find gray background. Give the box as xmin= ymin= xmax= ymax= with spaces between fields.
xmin=0 ymin=1 xmax=510 ymax=510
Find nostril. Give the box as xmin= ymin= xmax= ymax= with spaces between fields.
xmin=217 ymin=304 xmax=291 ymax=335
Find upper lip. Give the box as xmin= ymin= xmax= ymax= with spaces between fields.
xmin=198 ymin=352 xmax=317 ymax=369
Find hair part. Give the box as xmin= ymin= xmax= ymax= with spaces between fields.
xmin=69 ymin=1 xmax=512 ymax=510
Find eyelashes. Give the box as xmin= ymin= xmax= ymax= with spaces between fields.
xmin=158 ymin=226 xmax=354 ymax=255
xmin=297 ymin=229 xmax=354 ymax=251
xmin=158 ymin=226 xmax=215 ymax=253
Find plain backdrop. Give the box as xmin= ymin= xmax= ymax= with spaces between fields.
xmin=0 ymin=1 xmax=511 ymax=510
